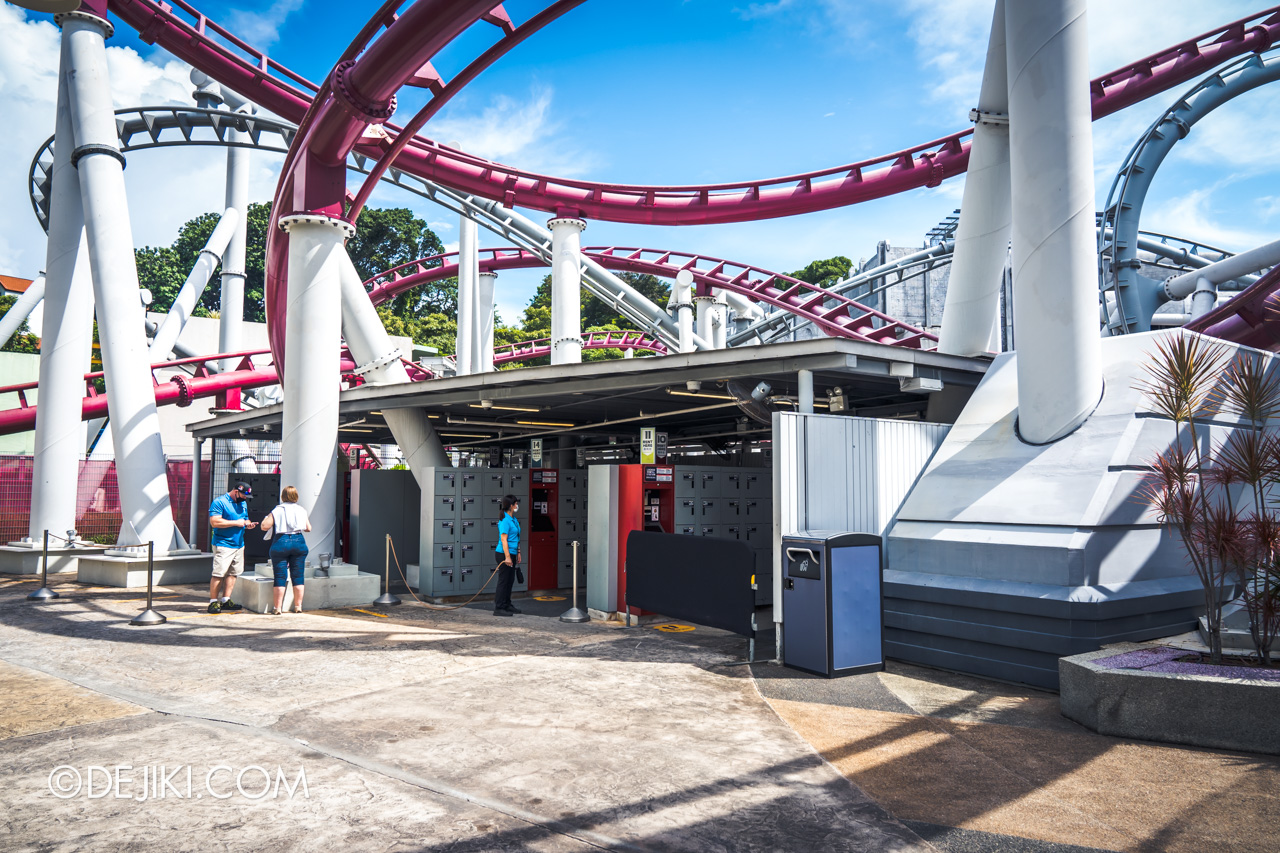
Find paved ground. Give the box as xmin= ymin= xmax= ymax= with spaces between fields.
xmin=0 ymin=573 xmax=1276 ymax=853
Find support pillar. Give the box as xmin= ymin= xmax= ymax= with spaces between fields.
xmin=798 ymin=369 xmax=814 ymax=415
xmin=711 ymin=290 xmax=729 ymax=350
xmin=548 ymin=216 xmax=586 ymax=364
xmin=674 ymin=269 xmax=695 ymax=354
xmin=0 ymin=275 xmax=46 ymax=350
xmin=455 ymin=212 xmax=478 ymax=376
xmin=1006 ymin=0 xmax=1102 ymax=444
xmin=694 ymin=293 xmax=716 ymax=349
xmin=279 ymin=214 xmax=350 ymax=556
xmin=939 ymin=0 xmax=1010 ymax=356
xmin=25 ymin=28 xmax=95 ymax=545
xmin=62 ymin=10 xmax=185 ymax=551
xmin=219 ymin=107 xmax=252 ymax=371
xmin=477 ymin=270 xmax=497 ymax=372
xmin=189 ymin=436 xmax=203 ymax=547
xmin=149 ymin=207 xmax=238 ymax=358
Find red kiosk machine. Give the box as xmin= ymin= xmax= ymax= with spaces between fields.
xmin=527 ymin=469 xmax=560 ymax=590
xmin=616 ymin=464 xmax=675 ymax=615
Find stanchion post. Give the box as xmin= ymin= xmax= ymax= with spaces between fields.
xmin=27 ymin=529 xmax=59 ymax=601
xmin=559 ymin=540 xmax=589 ymax=623
xmin=131 ymin=541 xmax=167 ymax=626
xmin=374 ymin=533 xmax=401 ymax=606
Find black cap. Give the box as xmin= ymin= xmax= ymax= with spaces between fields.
xmin=233 ymin=482 xmax=253 ymax=499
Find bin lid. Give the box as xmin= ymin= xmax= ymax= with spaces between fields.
xmin=785 ymin=530 xmax=881 ymax=547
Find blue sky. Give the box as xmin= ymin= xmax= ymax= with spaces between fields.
xmin=3 ymin=0 xmax=1279 ymax=326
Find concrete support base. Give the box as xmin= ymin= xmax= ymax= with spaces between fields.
xmin=886 ymin=330 xmax=1260 ymax=689
xmin=230 ymin=561 xmax=379 ymax=613
xmin=75 ymin=553 xmax=214 ymax=588
xmin=0 ymin=545 xmax=101 ymax=575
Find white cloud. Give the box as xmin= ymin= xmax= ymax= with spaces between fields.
xmin=1143 ymin=184 xmax=1275 ymax=252
xmin=225 ymin=0 xmax=306 ymax=51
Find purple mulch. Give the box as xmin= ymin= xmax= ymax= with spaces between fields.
xmin=1094 ymin=646 xmax=1280 ymax=682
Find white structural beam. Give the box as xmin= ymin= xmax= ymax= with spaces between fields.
xmin=149 ymin=207 xmax=238 ymax=358
xmin=279 ymin=214 xmax=349 ymax=556
xmin=549 ymin=216 xmax=586 ymax=364
xmin=25 ymin=28 xmax=96 ymax=546
xmin=674 ymin=269 xmax=695 ymax=354
xmin=694 ymin=293 xmax=716 ymax=349
xmin=477 ymin=270 xmax=497 ymax=373
xmin=1163 ymin=237 xmax=1280 ymax=300
xmin=455 ymin=212 xmax=478 ymax=375
xmin=0 ymin=275 xmax=46 ymax=350
xmin=337 ymin=252 xmax=449 ymax=485
xmin=62 ymin=11 xmax=185 ymax=551
xmin=220 ymin=105 xmax=252 ymax=372
xmin=939 ymin=0 xmax=1010 ymax=357
xmin=711 ymin=290 xmax=729 ymax=349
xmin=1006 ymin=0 xmax=1102 ymax=444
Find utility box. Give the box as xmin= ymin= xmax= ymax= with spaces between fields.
xmin=781 ymin=531 xmax=883 ymax=678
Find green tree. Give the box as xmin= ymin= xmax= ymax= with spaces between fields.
xmin=520 ymin=271 xmax=668 ymax=335
xmin=346 ymin=207 xmax=453 ymax=320
xmin=789 ymin=256 xmax=853 ymax=288
xmin=0 ymin=294 xmax=40 ymax=354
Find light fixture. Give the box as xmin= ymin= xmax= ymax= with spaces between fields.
xmin=369 ymin=411 xmax=382 ymax=416
xmin=516 ymin=420 xmax=575 ymax=428
xmin=469 ymin=403 xmax=541 ymax=413
xmin=342 ymin=427 xmax=375 ymax=433
xmin=439 ymin=432 xmax=493 ymax=438
xmin=666 ymin=388 xmax=735 ymax=401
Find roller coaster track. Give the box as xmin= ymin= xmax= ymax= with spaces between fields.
xmin=105 ymin=0 xmax=1280 ymax=226
xmin=1100 ymin=48 xmax=1280 ymax=334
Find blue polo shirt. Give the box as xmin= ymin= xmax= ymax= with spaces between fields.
xmin=495 ymin=515 xmax=520 ymax=555
xmin=209 ymin=493 xmax=249 ymax=548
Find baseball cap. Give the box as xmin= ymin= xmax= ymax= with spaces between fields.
xmin=233 ymin=482 xmax=253 ymax=499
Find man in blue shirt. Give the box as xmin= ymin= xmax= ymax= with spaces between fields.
xmin=208 ymin=482 xmax=256 ymax=614
xmin=492 ymin=494 xmax=521 ymax=616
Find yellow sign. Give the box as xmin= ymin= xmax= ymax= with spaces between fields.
xmin=640 ymin=427 xmax=656 ymax=464
xmin=652 ymin=623 xmax=695 ymax=633
xmin=533 ymin=595 xmax=567 ymax=601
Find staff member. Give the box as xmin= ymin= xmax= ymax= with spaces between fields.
xmin=492 ymin=494 xmax=522 ymax=617
xmin=260 ymin=486 xmax=311 ymax=615
xmin=208 ymin=482 xmax=255 ymax=614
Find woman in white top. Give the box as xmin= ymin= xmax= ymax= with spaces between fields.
xmin=260 ymin=486 xmax=312 ymax=614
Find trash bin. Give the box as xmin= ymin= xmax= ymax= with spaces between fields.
xmin=781 ymin=531 xmax=883 ymax=677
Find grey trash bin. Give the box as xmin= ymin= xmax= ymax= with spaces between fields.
xmin=781 ymin=531 xmax=883 ymax=677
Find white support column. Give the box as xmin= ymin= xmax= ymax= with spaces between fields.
xmin=0 ymin=275 xmax=45 ymax=350
xmin=1189 ymin=277 xmax=1217 ymax=319
xmin=337 ymin=252 xmax=449 ymax=486
xmin=189 ymin=436 xmax=203 ymax=547
xmin=279 ymin=214 xmax=350 ymax=556
xmin=798 ymin=369 xmax=814 ymax=414
xmin=694 ymin=293 xmax=716 ymax=348
xmin=62 ymin=11 xmax=186 ymax=551
xmin=711 ymin=290 xmax=730 ymax=350
xmin=674 ymin=269 xmax=696 ymax=354
xmin=455 ymin=213 xmax=477 ymax=376
xmin=939 ymin=0 xmax=1010 ymax=356
xmin=24 ymin=28 xmax=95 ymax=546
xmin=1006 ymin=0 xmax=1102 ymax=444
xmin=219 ymin=107 xmax=252 ymax=371
xmin=150 ymin=207 xmax=238 ymax=358
xmin=477 ymin=270 xmax=497 ymax=372
xmin=548 ymin=216 xmax=586 ymax=364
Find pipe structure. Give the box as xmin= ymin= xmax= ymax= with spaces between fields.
xmin=1006 ymin=0 xmax=1102 ymax=445
xmin=455 ymin=211 xmax=478 ymax=375
xmin=279 ymin=214 xmax=349 ymax=555
xmin=674 ymin=269 xmax=695 ymax=354
xmin=189 ymin=436 xmax=202 ymax=546
xmin=798 ymin=369 xmax=814 ymax=415
xmin=477 ymin=270 xmax=497 ymax=372
xmin=1163 ymin=237 xmax=1280 ymax=300
xmin=63 ymin=10 xmax=184 ymax=551
xmin=0 ymin=275 xmax=45 ymax=350
xmin=694 ymin=294 xmax=716 ymax=349
xmin=25 ymin=29 xmax=95 ymax=546
xmin=711 ymin=290 xmax=729 ymax=350
xmin=220 ymin=104 xmax=252 ymax=372
xmin=337 ymin=252 xmax=449 ymax=485
xmin=549 ymin=216 xmax=586 ymax=364
xmin=938 ymin=0 xmax=1009 ymax=357
xmin=1189 ymin=276 xmax=1217 ymax=319
xmin=149 ymin=207 xmax=239 ymax=358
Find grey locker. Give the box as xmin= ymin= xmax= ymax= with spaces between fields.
xmin=459 ymin=519 xmax=484 ymax=542
xmin=744 ymin=498 xmax=768 ymax=520
xmin=698 ymin=525 xmax=717 ymax=538
xmin=743 ymin=472 xmax=767 ymax=498
xmin=725 ymin=471 xmax=744 ymax=495
xmin=559 ymin=494 xmax=580 ymax=516
xmin=435 ymin=494 xmax=458 ymax=519
xmin=436 ymin=518 xmax=457 ymax=540
xmin=675 ymin=469 xmax=698 ymax=497
xmin=675 ymin=498 xmax=698 ymax=525
xmin=482 ymin=471 xmax=507 ymax=495
xmin=724 ymin=524 xmax=742 ymax=541
xmin=434 ymin=470 xmax=458 ymax=494
xmin=676 ymin=524 xmax=698 ymax=536
xmin=459 ymin=542 xmax=488 ymax=567
xmin=484 ymin=495 xmax=506 ymax=517
xmin=457 ymin=564 xmax=484 ymax=593
xmin=725 ymin=499 xmax=742 ymax=519
xmin=459 ymin=472 xmax=482 ymax=496
xmin=507 ymin=471 xmax=528 ymax=495
xmin=561 ymin=472 xmax=584 ymax=494
xmin=561 ymin=517 xmax=583 ymax=538
xmin=698 ymin=498 xmax=721 ymax=524
xmin=698 ymin=470 xmax=720 ymax=497
xmin=743 ymin=524 xmax=768 ymax=548
xmin=431 ymin=544 xmax=458 ymax=594
xmin=459 ymin=495 xmax=484 ymax=519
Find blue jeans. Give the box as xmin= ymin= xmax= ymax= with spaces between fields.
xmin=269 ymin=533 xmax=308 ymax=588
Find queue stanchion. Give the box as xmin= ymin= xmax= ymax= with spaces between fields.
xmin=27 ymin=529 xmax=59 ymax=601
xmin=559 ymin=540 xmax=589 ymax=623
xmin=130 ymin=541 xmax=166 ymax=626
xmin=374 ymin=533 xmax=401 ymax=606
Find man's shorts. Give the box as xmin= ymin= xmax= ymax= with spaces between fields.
xmin=211 ymin=546 xmax=245 ymax=578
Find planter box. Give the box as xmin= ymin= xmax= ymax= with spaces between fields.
xmin=1060 ymin=644 xmax=1280 ymax=755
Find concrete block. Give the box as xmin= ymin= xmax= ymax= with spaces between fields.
xmin=252 ymin=560 xmax=360 ymax=580
xmin=75 ymin=553 xmax=214 ymax=588
xmin=0 ymin=545 xmax=98 ymax=575
xmin=1060 ymin=645 xmax=1280 ymax=755
xmin=231 ymin=568 xmax=380 ymax=613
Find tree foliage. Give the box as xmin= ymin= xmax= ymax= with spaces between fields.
xmin=788 ymin=256 xmax=853 ymax=288
xmin=0 ymin=294 xmax=40 ymax=354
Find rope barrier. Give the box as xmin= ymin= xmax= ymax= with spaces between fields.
xmin=385 ymin=534 xmax=506 ymax=612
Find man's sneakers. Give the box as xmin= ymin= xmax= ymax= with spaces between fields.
xmin=207 ymin=600 xmax=221 ymax=614
xmin=220 ymin=600 xmax=243 ymax=612
xmin=493 ymin=608 xmax=513 ymax=617
xmin=505 ymin=604 xmax=522 ymax=614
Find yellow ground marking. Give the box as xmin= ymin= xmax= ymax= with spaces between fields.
xmin=652 ymin=623 xmax=695 ymax=633
xmin=350 ymin=608 xmax=389 ymax=618
xmin=533 ymin=595 xmax=567 ymax=601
